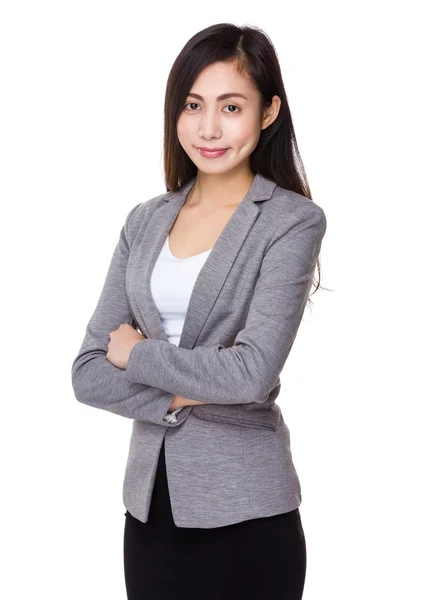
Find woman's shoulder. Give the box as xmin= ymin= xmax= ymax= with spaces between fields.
xmin=127 ymin=191 xmax=168 ymax=221
xmin=120 ymin=191 xmax=169 ymax=247
xmin=263 ymin=184 xmax=327 ymax=238
xmin=125 ymin=190 xmax=171 ymax=228
xmin=271 ymin=184 xmax=325 ymax=215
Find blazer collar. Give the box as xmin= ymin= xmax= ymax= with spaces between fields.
xmin=127 ymin=172 xmax=277 ymax=349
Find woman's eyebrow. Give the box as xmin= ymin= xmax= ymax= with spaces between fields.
xmin=187 ymin=92 xmax=248 ymax=101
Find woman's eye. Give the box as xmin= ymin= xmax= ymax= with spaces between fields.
xmin=223 ymin=105 xmax=240 ymax=113
xmin=183 ymin=103 xmax=240 ymax=113
xmin=185 ymin=102 xmax=200 ymax=111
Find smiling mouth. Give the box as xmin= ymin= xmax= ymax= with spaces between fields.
xmin=196 ymin=147 xmax=229 ymax=158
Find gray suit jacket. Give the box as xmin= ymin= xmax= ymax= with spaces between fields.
xmin=71 ymin=172 xmax=327 ymax=528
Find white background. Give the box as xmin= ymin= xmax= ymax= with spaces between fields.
xmin=1 ymin=1 xmax=423 ymax=598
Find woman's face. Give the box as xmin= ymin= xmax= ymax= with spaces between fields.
xmin=177 ymin=61 xmax=274 ymax=175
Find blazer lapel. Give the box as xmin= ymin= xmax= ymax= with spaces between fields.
xmin=128 ymin=172 xmax=277 ymax=350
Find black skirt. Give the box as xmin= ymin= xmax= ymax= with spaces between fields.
xmin=123 ymin=437 xmax=307 ymax=600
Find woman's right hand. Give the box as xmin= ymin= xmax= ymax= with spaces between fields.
xmin=168 ymin=395 xmax=209 ymax=410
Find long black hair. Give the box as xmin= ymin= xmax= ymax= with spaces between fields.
xmin=162 ymin=22 xmax=327 ymax=300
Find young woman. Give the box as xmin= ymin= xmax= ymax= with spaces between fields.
xmin=72 ymin=22 xmax=327 ymax=600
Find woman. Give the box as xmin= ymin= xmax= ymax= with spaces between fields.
xmin=71 ymin=22 xmax=327 ymax=600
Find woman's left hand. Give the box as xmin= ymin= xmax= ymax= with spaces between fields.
xmin=107 ymin=324 xmax=146 ymax=369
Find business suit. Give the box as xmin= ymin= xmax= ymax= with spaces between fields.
xmin=71 ymin=171 xmax=327 ymax=530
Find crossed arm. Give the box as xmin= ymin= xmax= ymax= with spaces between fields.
xmin=102 ymin=321 xmax=207 ymax=410
xmin=71 ymin=200 xmax=326 ymax=423
xmin=71 ymin=203 xmax=209 ymax=427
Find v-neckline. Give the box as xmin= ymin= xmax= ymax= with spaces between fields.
xmin=166 ymin=235 xmax=212 ymax=261
xmin=125 ymin=172 xmax=278 ymax=348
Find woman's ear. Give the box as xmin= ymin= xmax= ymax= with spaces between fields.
xmin=261 ymin=95 xmax=281 ymax=130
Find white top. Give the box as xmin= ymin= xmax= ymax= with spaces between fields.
xmin=150 ymin=235 xmax=212 ymax=423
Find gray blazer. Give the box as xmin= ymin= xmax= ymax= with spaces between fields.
xmin=71 ymin=172 xmax=327 ymax=528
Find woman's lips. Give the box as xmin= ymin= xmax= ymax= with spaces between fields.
xmin=197 ymin=147 xmax=229 ymax=158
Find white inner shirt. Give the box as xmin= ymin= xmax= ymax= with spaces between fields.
xmin=150 ymin=235 xmax=212 ymax=423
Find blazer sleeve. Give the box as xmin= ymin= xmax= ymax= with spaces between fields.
xmin=70 ymin=203 xmax=188 ymax=427
xmin=125 ymin=202 xmax=327 ymax=404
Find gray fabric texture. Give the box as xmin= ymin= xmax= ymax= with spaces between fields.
xmin=71 ymin=172 xmax=327 ymax=528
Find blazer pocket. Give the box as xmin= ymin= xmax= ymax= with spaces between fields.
xmin=192 ymin=410 xmax=277 ymax=432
